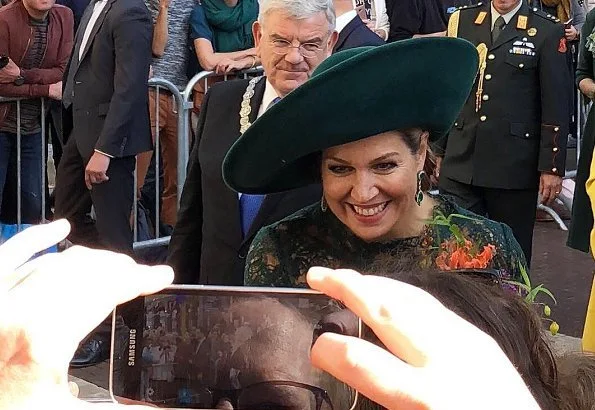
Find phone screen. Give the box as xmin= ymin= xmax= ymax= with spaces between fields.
xmin=110 ymin=286 xmax=359 ymax=409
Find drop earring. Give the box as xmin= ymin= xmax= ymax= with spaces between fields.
xmin=415 ymin=170 xmax=426 ymax=206
xmin=321 ymin=196 xmax=328 ymax=212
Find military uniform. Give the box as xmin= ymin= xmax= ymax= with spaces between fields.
xmin=436 ymin=1 xmax=571 ymax=264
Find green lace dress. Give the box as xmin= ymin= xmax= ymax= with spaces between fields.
xmin=244 ymin=195 xmax=527 ymax=287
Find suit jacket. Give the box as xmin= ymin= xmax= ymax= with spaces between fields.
xmin=333 ymin=14 xmax=385 ymax=53
xmin=62 ymin=0 xmax=152 ymax=161
xmin=168 ymin=77 xmax=321 ymax=286
xmin=437 ymin=2 xmax=570 ymax=189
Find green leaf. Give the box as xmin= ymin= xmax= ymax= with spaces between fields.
xmin=450 ymin=224 xmax=464 ymax=244
xmin=519 ymin=262 xmax=531 ymax=288
xmin=502 ymin=280 xmax=531 ymax=293
xmin=534 ymin=286 xmax=557 ymax=305
xmin=526 ymin=284 xmax=546 ymax=303
xmin=449 ymin=214 xmax=481 ymax=222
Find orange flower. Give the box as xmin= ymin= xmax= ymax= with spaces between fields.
xmin=434 ymin=238 xmax=496 ymax=270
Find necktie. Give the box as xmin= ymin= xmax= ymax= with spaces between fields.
xmin=492 ymin=16 xmax=506 ymax=43
xmin=238 ymin=96 xmax=281 ymax=237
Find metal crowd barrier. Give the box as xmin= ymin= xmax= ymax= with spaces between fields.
xmin=0 ymin=96 xmax=49 ymax=228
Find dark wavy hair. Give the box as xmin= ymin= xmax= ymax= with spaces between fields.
xmin=351 ymin=263 xmax=595 ymax=410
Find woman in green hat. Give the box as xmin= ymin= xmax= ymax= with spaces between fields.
xmin=223 ymin=37 xmax=528 ymax=287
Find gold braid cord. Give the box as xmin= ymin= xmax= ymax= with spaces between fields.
xmin=447 ymin=10 xmax=460 ymax=37
xmin=475 ymin=43 xmax=488 ymax=112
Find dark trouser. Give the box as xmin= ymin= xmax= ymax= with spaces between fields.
xmin=54 ymin=136 xmax=135 ymax=254
xmin=0 ymin=131 xmax=43 ymax=224
xmin=439 ymin=176 xmax=538 ymax=266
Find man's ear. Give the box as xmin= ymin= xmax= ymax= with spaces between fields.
xmin=327 ymin=30 xmax=339 ymax=54
xmin=253 ymin=20 xmax=263 ymax=57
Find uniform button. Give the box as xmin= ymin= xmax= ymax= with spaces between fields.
xmin=554 ymin=126 xmax=560 ymax=132
xmin=485 ymin=74 xmax=492 ymax=80
xmin=519 ymin=63 xmax=524 ymax=68
xmin=482 ymin=94 xmax=489 ymax=101
xmin=553 ymin=147 xmax=558 ymax=152
xmin=533 ymin=7 xmax=538 ymax=11
xmin=480 ymin=115 xmax=487 ymax=122
xmin=454 ymin=122 xmax=458 ymax=126
xmin=488 ymin=54 xmax=495 ymax=60
xmin=525 ymin=133 xmax=530 ymax=137
xmin=552 ymin=168 xmax=558 ymax=173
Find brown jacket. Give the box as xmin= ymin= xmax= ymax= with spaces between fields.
xmin=0 ymin=0 xmax=73 ymax=124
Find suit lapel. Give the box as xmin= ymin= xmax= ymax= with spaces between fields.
xmin=490 ymin=3 xmax=530 ymax=50
xmin=79 ymin=0 xmax=115 ymax=63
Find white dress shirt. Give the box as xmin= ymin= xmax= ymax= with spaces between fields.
xmin=336 ymin=10 xmax=358 ymax=34
xmin=490 ymin=0 xmax=523 ymax=29
xmin=79 ymin=0 xmax=108 ymax=61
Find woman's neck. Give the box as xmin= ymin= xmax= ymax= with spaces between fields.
xmin=388 ymin=195 xmax=436 ymax=240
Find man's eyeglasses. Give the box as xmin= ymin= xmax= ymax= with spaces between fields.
xmin=269 ymin=39 xmax=325 ymax=58
xmin=153 ymin=380 xmax=334 ymax=410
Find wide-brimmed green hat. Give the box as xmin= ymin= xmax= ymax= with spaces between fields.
xmin=223 ymin=37 xmax=478 ymax=194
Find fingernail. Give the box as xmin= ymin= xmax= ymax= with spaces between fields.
xmin=307 ymin=266 xmax=333 ymax=283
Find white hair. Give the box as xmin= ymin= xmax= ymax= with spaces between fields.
xmin=258 ymin=0 xmax=336 ymax=31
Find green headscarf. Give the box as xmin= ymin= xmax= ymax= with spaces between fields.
xmin=201 ymin=0 xmax=258 ymax=53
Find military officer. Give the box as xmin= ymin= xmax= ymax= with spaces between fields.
xmin=435 ymin=0 xmax=571 ymax=265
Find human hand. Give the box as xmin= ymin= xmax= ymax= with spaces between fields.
xmin=539 ymin=172 xmax=563 ymax=205
xmin=216 ymin=58 xmax=248 ymax=74
xmin=85 ymin=151 xmax=111 ymax=190
xmin=307 ymin=267 xmax=541 ymax=410
xmin=0 ymin=58 xmax=21 ymax=83
xmin=0 ymin=220 xmax=174 ymax=410
xmin=565 ymin=26 xmax=578 ymax=41
xmin=48 ymin=81 xmax=63 ymax=100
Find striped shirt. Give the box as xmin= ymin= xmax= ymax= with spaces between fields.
xmin=1 ymin=17 xmax=49 ymax=135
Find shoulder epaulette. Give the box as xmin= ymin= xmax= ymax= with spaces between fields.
xmin=530 ymin=7 xmax=560 ymax=23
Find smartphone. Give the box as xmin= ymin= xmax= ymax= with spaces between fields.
xmin=110 ymin=285 xmax=360 ymax=409
xmin=565 ymin=18 xmax=573 ymax=28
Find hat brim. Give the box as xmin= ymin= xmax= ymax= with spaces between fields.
xmin=223 ymin=37 xmax=479 ymax=194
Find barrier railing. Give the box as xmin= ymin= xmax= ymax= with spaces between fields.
xmin=0 ymin=96 xmax=49 ymax=228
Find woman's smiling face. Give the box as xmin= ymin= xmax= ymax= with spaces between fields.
xmin=321 ymin=130 xmax=427 ymax=242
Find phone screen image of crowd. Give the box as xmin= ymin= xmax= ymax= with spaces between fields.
xmin=137 ymin=293 xmax=356 ymax=409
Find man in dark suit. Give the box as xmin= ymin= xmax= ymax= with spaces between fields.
xmin=333 ymin=0 xmax=384 ymax=52
xmin=167 ymin=0 xmax=338 ymax=285
xmin=55 ymin=0 xmax=153 ymax=254
xmin=54 ymin=0 xmax=152 ymax=367
xmin=436 ymin=0 xmax=571 ymax=265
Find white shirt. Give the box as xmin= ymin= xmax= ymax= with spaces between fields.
xmin=79 ymin=0 xmax=108 ymax=61
xmin=490 ymin=1 xmax=523 ymax=29
xmin=336 ymin=10 xmax=358 ymax=34
xmin=256 ymin=79 xmax=281 ymax=118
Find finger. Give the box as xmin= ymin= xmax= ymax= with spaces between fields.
xmin=307 ymin=267 xmax=464 ymax=366
xmin=0 ymin=220 xmax=70 ymax=291
xmin=85 ymin=171 xmax=92 ymax=190
xmin=100 ymin=172 xmax=110 ymax=183
xmin=4 ymin=248 xmax=174 ymax=368
xmin=538 ymin=177 xmax=544 ymax=199
xmin=311 ymin=333 xmax=426 ymax=410
xmin=541 ymin=185 xmax=552 ymax=205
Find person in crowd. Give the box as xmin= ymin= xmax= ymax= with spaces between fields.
xmin=0 ymin=0 xmax=73 ymax=224
xmin=529 ymin=0 xmax=586 ymax=37
xmin=54 ymin=0 xmax=152 ymax=367
xmin=186 ymin=0 xmax=259 ymax=129
xmin=202 ymin=0 xmax=258 ymax=54
xmin=356 ymin=0 xmax=390 ymax=40
xmin=137 ymin=0 xmax=195 ymax=229
xmin=167 ymin=0 xmax=338 ymax=285
xmin=222 ymin=39 xmax=527 ymax=287
xmin=436 ymin=0 xmax=571 ymax=266
xmin=333 ymin=0 xmax=385 ymax=52
xmin=568 ymin=7 xmax=595 ymax=253
xmin=385 ymin=0 xmax=448 ymax=41
xmin=0 ymin=220 xmax=551 ymax=410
